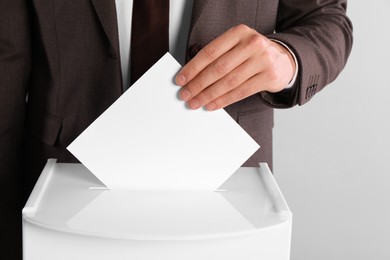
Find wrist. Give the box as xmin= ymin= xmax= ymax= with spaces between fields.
xmin=270 ymin=39 xmax=298 ymax=89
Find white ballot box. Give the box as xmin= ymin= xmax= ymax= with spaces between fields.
xmin=22 ymin=159 xmax=292 ymax=260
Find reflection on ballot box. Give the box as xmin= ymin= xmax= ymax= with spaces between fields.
xmin=22 ymin=159 xmax=292 ymax=260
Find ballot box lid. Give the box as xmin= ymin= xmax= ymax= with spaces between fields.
xmin=23 ymin=160 xmax=291 ymax=241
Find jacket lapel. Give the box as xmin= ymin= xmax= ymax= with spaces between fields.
xmin=190 ymin=0 xmax=211 ymax=29
xmin=187 ymin=0 xmax=258 ymax=61
xmin=91 ymin=0 xmax=120 ymax=55
xmin=186 ymin=0 xmax=210 ymax=60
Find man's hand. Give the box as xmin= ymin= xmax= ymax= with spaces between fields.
xmin=175 ymin=24 xmax=296 ymax=110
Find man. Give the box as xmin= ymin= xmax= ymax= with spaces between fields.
xmin=0 ymin=0 xmax=352 ymax=258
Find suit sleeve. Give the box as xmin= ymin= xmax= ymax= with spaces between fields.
xmin=0 ymin=0 xmax=31 ymax=256
xmin=261 ymin=0 xmax=353 ymax=108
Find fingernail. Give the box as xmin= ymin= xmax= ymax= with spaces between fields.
xmin=188 ymin=98 xmax=200 ymax=109
xmin=176 ymin=74 xmax=186 ymax=85
xmin=206 ymin=102 xmax=217 ymax=111
xmin=179 ymin=89 xmax=191 ymax=101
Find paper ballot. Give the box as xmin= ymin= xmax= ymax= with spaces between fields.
xmin=67 ymin=53 xmax=259 ymax=191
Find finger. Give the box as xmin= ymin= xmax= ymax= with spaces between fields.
xmin=188 ymin=56 xmax=263 ymax=109
xmin=176 ymin=25 xmax=250 ymax=86
xmin=182 ymin=43 xmax=254 ymax=105
xmin=205 ymin=72 xmax=270 ymax=111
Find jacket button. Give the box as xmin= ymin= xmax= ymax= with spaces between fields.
xmin=189 ymin=44 xmax=202 ymax=59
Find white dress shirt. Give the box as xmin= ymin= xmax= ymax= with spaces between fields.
xmin=115 ymin=0 xmax=194 ymax=89
xmin=115 ymin=0 xmax=297 ymax=91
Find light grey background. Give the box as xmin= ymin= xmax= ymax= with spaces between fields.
xmin=273 ymin=1 xmax=390 ymax=259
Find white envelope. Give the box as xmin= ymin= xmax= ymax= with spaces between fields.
xmin=67 ymin=53 xmax=259 ymax=191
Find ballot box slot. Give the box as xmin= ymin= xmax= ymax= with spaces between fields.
xmin=88 ymin=186 xmax=228 ymax=192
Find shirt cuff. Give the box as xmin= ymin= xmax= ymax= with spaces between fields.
xmin=270 ymin=39 xmax=299 ymax=89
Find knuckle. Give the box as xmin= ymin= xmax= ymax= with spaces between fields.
xmin=234 ymin=24 xmax=252 ymax=34
xmin=225 ymin=73 xmax=239 ymax=88
xmin=202 ymin=45 xmax=217 ymax=60
xmin=213 ymin=60 xmax=229 ymax=75
xmin=248 ymin=34 xmax=266 ymax=50
xmin=235 ymin=87 xmax=249 ymax=100
xmin=198 ymin=90 xmax=215 ymax=104
xmin=191 ymin=79 xmax=205 ymax=92
xmin=183 ymin=63 xmax=197 ymax=78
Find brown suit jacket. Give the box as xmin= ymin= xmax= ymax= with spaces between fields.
xmin=0 ymin=0 xmax=352 ymax=258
